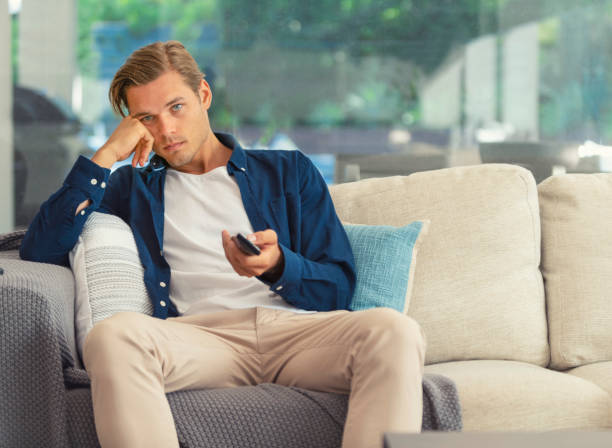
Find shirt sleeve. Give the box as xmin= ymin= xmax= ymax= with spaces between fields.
xmin=259 ymin=152 xmax=356 ymax=311
xmin=19 ymin=156 xmax=113 ymax=266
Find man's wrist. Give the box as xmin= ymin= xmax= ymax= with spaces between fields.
xmin=91 ymin=147 xmax=118 ymax=169
xmin=261 ymin=251 xmax=285 ymax=283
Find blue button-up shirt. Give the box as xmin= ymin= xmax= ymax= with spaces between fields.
xmin=20 ymin=133 xmax=356 ymax=318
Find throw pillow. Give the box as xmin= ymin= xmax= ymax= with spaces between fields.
xmin=344 ymin=221 xmax=429 ymax=313
xmin=69 ymin=212 xmax=153 ymax=359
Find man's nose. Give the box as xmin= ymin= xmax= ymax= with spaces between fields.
xmin=157 ymin=114 xmax=176 ymax=136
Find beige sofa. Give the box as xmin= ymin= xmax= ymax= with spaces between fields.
xmin=330 ymin=163 xmax=612 ymax=431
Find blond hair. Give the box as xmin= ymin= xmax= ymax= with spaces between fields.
xmin=109 ymin=40 xmax=205 ymax=116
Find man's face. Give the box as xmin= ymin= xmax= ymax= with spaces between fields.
xmin=126 ymin=70 xmax=212 ymax=173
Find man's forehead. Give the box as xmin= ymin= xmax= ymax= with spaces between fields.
xmin=125 ymin=72 xmax=196 ymax=114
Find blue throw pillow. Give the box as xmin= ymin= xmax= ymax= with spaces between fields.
xmin=344 ymin=221 xmax=428 ymax=313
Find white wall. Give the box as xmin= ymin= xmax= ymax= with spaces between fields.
xmin=465 ymin=35 xmax=497 ymax=128
xmin=0 ymin=0 xmax=14 ymax=232
xmin=18 ymin=0 xmax=76 ymax=106
xmin=421 ymin=54 xmax=463 ymax=129
xmin=503 ymin=22 xmax=539 ymax=140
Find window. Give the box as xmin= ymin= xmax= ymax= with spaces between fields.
xmin=3 ymin=0 xmax=612 ymax=232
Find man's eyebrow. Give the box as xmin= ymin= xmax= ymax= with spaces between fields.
xmin=132 ymin=97 xmax=185 ymax=119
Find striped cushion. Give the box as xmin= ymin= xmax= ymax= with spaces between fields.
xmin=69 ymin=212 xmax=153 ymax=358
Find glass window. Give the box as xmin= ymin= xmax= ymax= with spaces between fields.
xmin=4 ymin=0 xmax=612 ymax=231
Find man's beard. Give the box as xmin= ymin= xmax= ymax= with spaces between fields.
xmin=165 ymin=148 xmax=195 ymax=169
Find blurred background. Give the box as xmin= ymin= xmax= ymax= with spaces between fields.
xmin=3 ymin=0 xmax=612 ymax=231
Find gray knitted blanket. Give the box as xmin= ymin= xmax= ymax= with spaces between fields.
xmin=1 ymin=231 xmax=461 ymax=447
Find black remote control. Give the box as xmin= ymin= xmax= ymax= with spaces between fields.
xmin=234 ymin=233 xmax=261 ymax=256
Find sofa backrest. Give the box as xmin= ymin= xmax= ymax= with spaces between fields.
xmin=539 ymin=173 xmax=612 ymax=370
xmin=330 ymin=163 xmax=549 ymax=366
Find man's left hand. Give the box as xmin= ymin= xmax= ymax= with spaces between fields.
xmin=221 ymin=229 xmax=284 ymax=281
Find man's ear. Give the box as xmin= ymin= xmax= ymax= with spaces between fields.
xmin=199 ymin=79 xmax=212 ymax=110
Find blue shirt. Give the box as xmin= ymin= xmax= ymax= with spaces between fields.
xmin=20 ymin=133 xmax=356 ymax=318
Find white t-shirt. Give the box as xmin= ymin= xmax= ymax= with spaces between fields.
xmin=163 ymin=166 xmax=307 ymax=316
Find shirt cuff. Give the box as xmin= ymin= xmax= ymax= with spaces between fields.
xmin=64 ymin=155 xmax=111 ymax=208
xmin=264 ymin=242 xmax=302 ymax=296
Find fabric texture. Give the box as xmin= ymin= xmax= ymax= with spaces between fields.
xmin=69 ymin=212 xmax=153 ymax=359
xmin=425 ymin=360 xmax=611 ymax=431
xmin=163 ymin=167 xmax=304 ymax=315
xmin=539 ymin=173 xmax=612 ymax=369
xmin=0 ymin=229 xmax=26 ymax=251
xmin=64 ymin=375 xmax=459 ymax=448
xmin=0 ymin=254 xmax=75 ymax=447
xmin=20 ymin=133 xmax=356 ymax=318
xmin=344 ymin=221 xmax=429 ymax=313
xmin=330 ymin=164 xmax=549 ymax=366
xmin=82 ymin=307 xmax=425 ymax=448
xmin=568 ymin=361 xmax=612 ymax=397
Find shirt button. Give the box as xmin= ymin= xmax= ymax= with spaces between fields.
xmin=101 ymin=181 xmax=106 ymax=189
xmin=240 ymin=167 xmax=246 ymax=172
xmin=160 ymin=300 xmax=166 ymax=307
xmin=160 ymin=281 xmax=166 ymax=288
xmin=90 ymin=178 xmax=98 ymax=185
xmin=276 ymin=285 xmax=283 ymax=291
xmin=80 ymin=210 xmax=85 ymax=216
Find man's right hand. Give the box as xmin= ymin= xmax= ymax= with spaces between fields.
xmin=75 ymin=117 xmax=154 ymax=216
xmin=91 ymin=116 xmax=155 ymax=169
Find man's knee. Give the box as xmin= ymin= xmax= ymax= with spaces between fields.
xmin=355 ymin=307 xmax=426 ymax=355
xmin=83 ymin=312 xmax=152 ymax=369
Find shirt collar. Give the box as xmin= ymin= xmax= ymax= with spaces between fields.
xmin=216 ymin=132 xmax=247 ymax=175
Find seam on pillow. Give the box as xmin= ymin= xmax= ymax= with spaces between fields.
xmin=403 ymin=219 xmax=430 ymax=314
xmin=541 ymin=179 xmax=568 ymax=368
xmin=518 ymin=169 xmax=550 ymax=367
xmin=553 ymin=181 xmax=571 ymax=366
xmin=70 ymin=234 xmax=94 ymax=359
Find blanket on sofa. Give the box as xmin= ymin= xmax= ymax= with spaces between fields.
xmin=1 ymin=230 xmax=461 ymax=447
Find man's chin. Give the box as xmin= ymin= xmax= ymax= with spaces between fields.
xmin=164 ymin=152 xmax=193 ymax=170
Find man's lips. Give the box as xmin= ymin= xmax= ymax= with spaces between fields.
xmin=164 ymin=141 xmax=185 ymax=152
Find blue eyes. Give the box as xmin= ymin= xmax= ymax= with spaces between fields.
xmin=139 ymin=104 xmax=183 ymax=124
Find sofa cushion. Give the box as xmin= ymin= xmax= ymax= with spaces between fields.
xmin=330 ymin=164 xmax=548 ymax=366
xmin=69 ymin=212 xmax=153 ymax=359
xmin=568 ymin=361 xmax=612 ymax=398
xmin=344 ymin=221 xmax=429 ymax=313
xmin=425 ymin=360 xmax=611 ymax=431
xmin=539 ymin=173 xmax=612 ymax=370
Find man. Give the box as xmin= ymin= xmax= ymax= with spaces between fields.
xmin=20 ymin=41 xmax=425 ymax=448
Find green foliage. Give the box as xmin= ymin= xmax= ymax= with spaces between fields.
xmin=538 ymin=1 xmax=612 ymax=140
xmin=76 ymin=0 xmax=503 ymax=79
xmin=307 ymin=101 xmax=346 ymax=127
xmin=77 ymin=0 xmax=218 ymax=74
xmin=73 ymin=0 xmax=612 ymax=140
xmin=82 ymin=0 xmax=493 ymax=72
xmin=219 ymin=0 xmax=500 ymax=73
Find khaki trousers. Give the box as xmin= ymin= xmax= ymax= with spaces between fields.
xmin=83 ymin=306 xmax=425 ymax=448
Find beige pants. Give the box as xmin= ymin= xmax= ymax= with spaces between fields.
xmin=83 ymin=306 xmax=425 ymax=448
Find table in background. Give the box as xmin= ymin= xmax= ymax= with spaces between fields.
xmin=384 ymin=431 xmax=612 ymax=448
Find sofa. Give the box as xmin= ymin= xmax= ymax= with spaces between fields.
xmin=330 ymin=162 xmax=612 ymax=432
xmin=2 ymin=161 xmax=612 ymax=446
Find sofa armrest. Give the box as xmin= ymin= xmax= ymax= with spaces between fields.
xmin=0 ymin=253 xmax=79 ymax=368
xmin=0 ymin=253 xmax=76 ymax=447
